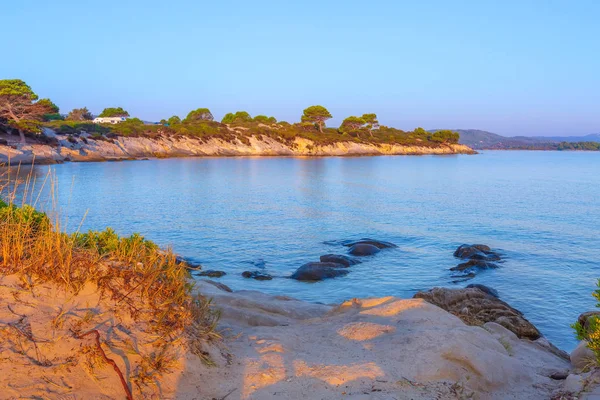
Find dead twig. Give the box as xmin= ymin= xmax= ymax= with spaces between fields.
xmin=76 ymin=329 xmax=133 ymax=400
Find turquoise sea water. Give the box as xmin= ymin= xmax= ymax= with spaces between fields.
xmin=6 ymin=151 xmax=600 ymax=351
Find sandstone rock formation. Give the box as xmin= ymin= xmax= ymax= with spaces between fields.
xmin=413 ymin=286 xmax=541 ymax=340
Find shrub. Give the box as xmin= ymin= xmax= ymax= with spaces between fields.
xmin=0 ymin=173 xmax=221 ymax=397
xmin=573 ymin=280 xmax=600 ymax=365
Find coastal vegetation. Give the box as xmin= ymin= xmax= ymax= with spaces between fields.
xmin=0 ymin=79 xmax=462 ymax=148
xmin=98 ymin=107 xmax=129 ymax=117
xmin=573 ymin=281 xmax=600 ymax=366
xmin=0 ymin=172 xmax=220 ymax=398
xmin=0 ymin=79 xmax=58 ymax=143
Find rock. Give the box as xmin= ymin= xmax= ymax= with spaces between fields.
xmin=564 ymin=373 xmax=585 ymax=393
xmin=290 ymin=262 xmax=349 ymax=281
xmin=549 ymin=370 xmax=569 ymax=380
xmin=176 ymin=256 xmax=203 ymax=270
xmin=454 ymin=244 xmax=483 ymax=259
xmin=199 ymin=279 xmax=233 ymax=293
xmin=348 ymin=243 xmax=380 ymax=256
xmin=453 ymin=244 xmax=501 ymax=261
xmin=319 ymin=254 xmax=360 ymax=267
xmin=571 ymin=340 xmax=595 ymax=370
xmin=466 ymin=284 xmax=499 ymax=298
xmin=241 ymin=271 xmax=273 ymax=281
xmin=578 ymin=311 xmax=600 ymax=330
xmin=196 ymin=270 xmax=226 ymax=278
xmin=534 ymin=337 xmax=570 ymax=361
xmin=341 ymin=238 xmax=398 ymax=249
xmin=472 ymin=244 xmax=491 ymax=252
xmin=469 ymin=252 xmax=501 ymax=262
xmin=450 ymin=273 xmax=476 ymax=284
xmin=414 ymin=287 xmax=541 ymax=340
xmin=451 ymin=259 xmax=499 ymax=272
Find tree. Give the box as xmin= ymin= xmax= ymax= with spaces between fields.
xmin=361 ymin=113 xmax=379 ymax=136
xmin=301 ymin=105 xmax=332 ymax=133
xmin=0 ymin=79 xmax=55 ymax=143
xmin=339 ymin=116 xmax=366 ymax=137
xmin=37 ymin=98 xmax=62 ymax=121
xmin=221 ymin=111 xmax=252 ymax=124
xmin=99 ymin=107 xmax=129 ymax=117
xmin=430 ymin=129 xmax=460 ymax=144
xmin=253 ymin=115 xmax=277 ymax=124
xmin=167 ymin=115 xmax=181 ymax=125
xmin=185 ymin=108 xmax=213 ymax=122
xmin=66 ymin=107 xmax=93 ymax=121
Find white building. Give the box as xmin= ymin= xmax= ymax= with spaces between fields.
xmin=93 ymin=116 xmax=127 ymax=124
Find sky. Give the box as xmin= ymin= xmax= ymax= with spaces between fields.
xmin=2 ymin=0 xmax=599 ymax=136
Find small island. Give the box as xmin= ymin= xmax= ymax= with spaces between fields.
xmin=0 ymin=79 xmax=473 ymax=164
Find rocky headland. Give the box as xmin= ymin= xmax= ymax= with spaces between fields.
xmin=0 ymin=128 xmax=475 ymax=165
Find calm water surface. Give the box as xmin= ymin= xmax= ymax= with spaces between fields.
xmin=6 ymin=151 xmax=600 ymax=351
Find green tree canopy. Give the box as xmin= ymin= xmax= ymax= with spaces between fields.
xmin=339 ymin=116 xmax=366 ymax=136
xmin=361 ymin=113 xmax=379 ymax=136
xmin=99 ymin=107 xmax=129 ymax=117
xmin=301 ymin=105 xmax=332 ymax=133
xmin=430 ymin=129 xmax=460 ymax=144
xmin=37 ymin=99 xmax=59 ymax=114
xmin=37 ymin=98 xmax=63 ymax=121
xmin=0 ymin=79 xmax=54 ymax=142
xmin=167 ymin=115 xmax=181 ymax=125
xmin=253 ymin=115 xmax=277 ymax=124
xmin=66 ymin=107 xmax=93 ymax=121
xmin=221 ymin=111 xmax=252 ymax=124
xmin=185 ymin=108 xmax=214 ymax=122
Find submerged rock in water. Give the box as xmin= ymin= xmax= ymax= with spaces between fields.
xmin=319 ymin=254 xmax=361 ymax=267
xmin=348 ymin=243 xmax=380 ymax=256
xmin=199 ymin=279 xmax=233 ymax=293
xmin=196 ymin=269 xmax=226 ymax=278
xmin=451 ymin=259 xmax=499 ymax=272
xmin=290 ymin=262 xmax=349 ymax=281
xmin=466 ymin=284 xmax=499 ymax=298
xmin=454 ymin=244 xmax=501 ymax=261
xmin=241 ymin=271 xmax=273 ymax=281
xmin=414 ymin=287 xmax=541 ymax=340
xmin=341 ymin=238 xmax=398 ymax=249
xmin=450 ymin=273 xmax=476 ymax=283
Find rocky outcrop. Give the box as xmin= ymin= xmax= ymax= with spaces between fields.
xmin=454 ymin=244 xmax=501 ymax=261
xmin=340 ymin=238 xmax=398 ymax=249
xmin=242 ymin=271 xmax=273 ymax=280
xmin=191 ymin=281 xmax=570 ymax=399
xmin=451 ymin=259 xmax=499 ymax=272
xmin=414 ymin=286 xmax=541 ymax=340
xmin=450 ymin=244 xmax=502 ymax=279
xmin=290 ymin=262 xmax=349 ymax=281
xmin=466 ymin=283 xmax=499 ymax=297
xmin=348 ymin=243 xmax=380 ymax=256
xmin=196 ymin=269 xmax=226 ymax=278
xmin=0 ymin=131 xmax=476 ymax=165
xmin=319 ymin=254 xmax=361 ymax=267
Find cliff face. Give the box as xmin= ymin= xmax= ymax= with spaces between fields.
xmin=0 ymin=130 xmax=475 ymax=164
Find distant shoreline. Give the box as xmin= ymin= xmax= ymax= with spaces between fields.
xmin=0 ymin=130 xmax=476 ymax=165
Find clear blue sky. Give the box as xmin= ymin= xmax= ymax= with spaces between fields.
xmin=2 ymin=0 xmax=599 ymax=136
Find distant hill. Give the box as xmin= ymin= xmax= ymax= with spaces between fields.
xmin=431 ymin=129 xmax=600 ymax=150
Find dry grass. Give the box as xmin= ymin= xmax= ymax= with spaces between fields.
xmin=0 ymin=164 xmax=221 ymax=397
